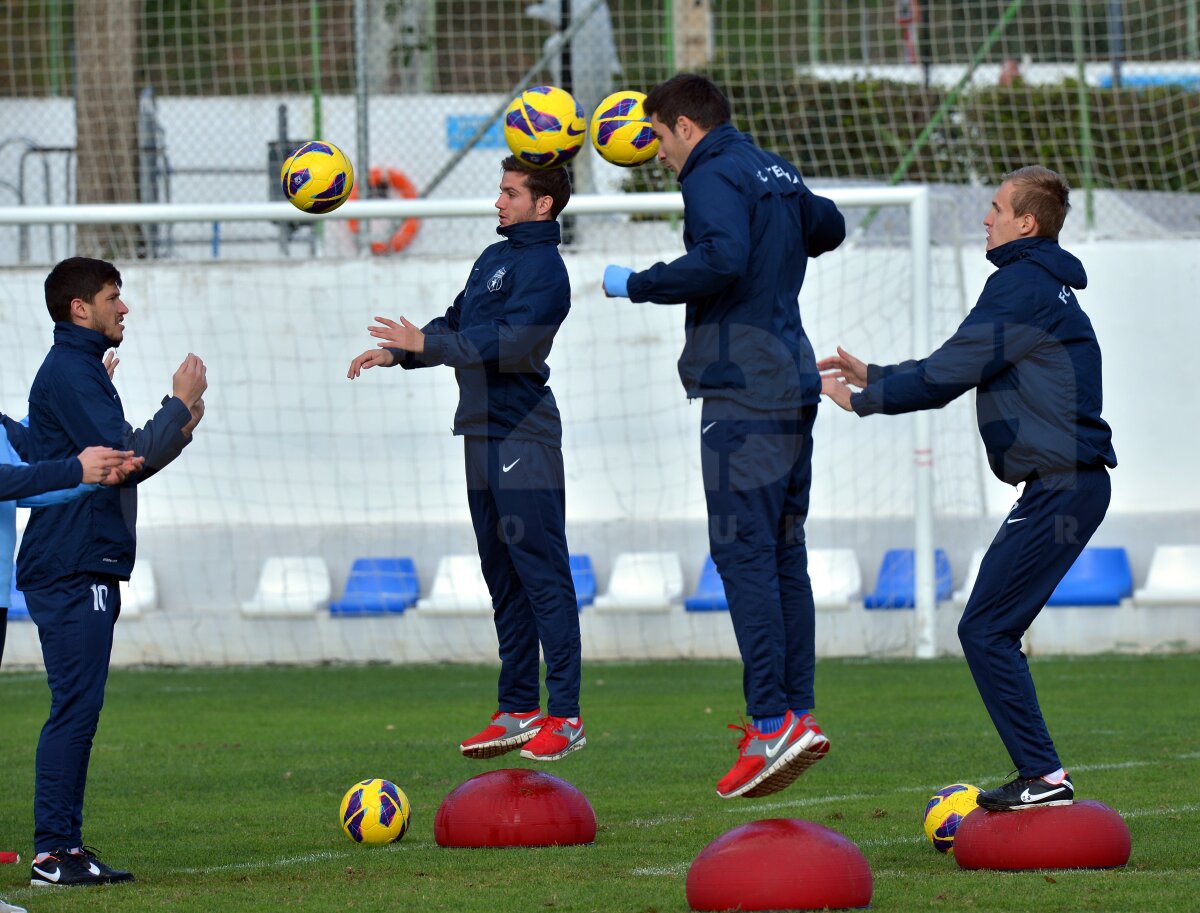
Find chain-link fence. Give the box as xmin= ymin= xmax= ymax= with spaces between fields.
xmin=3 ymin=1 xmax=1199 ymax=262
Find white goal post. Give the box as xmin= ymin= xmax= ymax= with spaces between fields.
xmin=0 ymin=185 xmax=938 ymax=659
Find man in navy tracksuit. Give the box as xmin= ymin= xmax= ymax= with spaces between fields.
xmin=602 ymin=74 xmax=846 ymax=799
xmin=19 ymin=257 xmax=207 ymax=886
xmin=1 ymin=411 xmax=135 ymax=913
xmin=2 ymin=412 xmax=137 ymax=666
xmin=821 ymin=166 xmax=1116 ymax=811
xmin=348 ymin=156 xmax=584 ymax=762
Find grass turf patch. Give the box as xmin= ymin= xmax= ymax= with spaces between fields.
xmin=1 ymin=653 xmax=1197 ymax=912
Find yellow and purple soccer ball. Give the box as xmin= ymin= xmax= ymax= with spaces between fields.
xmin=281 ymin=140 xmax=354 ymax=213
xmin=589 ymin=90 xmax=659 ymax=167
xmin=503 ymin=86 xmax=586 ymax=169
xmin=339 ymin=778 xmax=411 ymax=844
xmin=923 ymin=783 xmax=981 ymax=854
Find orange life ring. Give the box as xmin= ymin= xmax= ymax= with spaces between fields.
xmin=348 ymin=167 xmax=421 ymax=255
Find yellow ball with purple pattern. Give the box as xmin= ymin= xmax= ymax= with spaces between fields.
xmin=923 ymin=783 xmax=981 ymax=854
xmin=503 ymin=86 xmax=586 ymax=169
xmin=590 ymin=90 xmax=659 ymax=167
xmin=281 ymin=140 xmax=354 ymax=213
xmin=340 ymin=778 xmax=411 ymax=844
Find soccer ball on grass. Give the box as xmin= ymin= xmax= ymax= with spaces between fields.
xmin=281 ymin=140 xmax=354 ymax=213
xmin=589 ymin=90 xmax=659 ymax=167
xmin=503 ymin=86 xmax=586 ymax=169
xmin=340 ymin=778 xmax=411 ymax=844
xmin=922 ymin=783 xmax=981 ymax=854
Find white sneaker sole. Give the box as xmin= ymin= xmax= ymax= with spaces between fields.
xmin=981 ymin=798 xmax=1075 ymax=812
xmin=520 ymin=736 xmax=587 ymax=761
xmin=719 ymin=733 xmax=831 ymax=800
xmin=460 ymin=730 xmax=538 ymax=759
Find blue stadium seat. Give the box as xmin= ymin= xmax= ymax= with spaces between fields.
xmin=7 ymin=579 xmax=31 ymax=622
xmin=863 ymin=548 xmax=953 ymax=609
xmin=329 ymin=557 xmax=419 ymax=616
xmin=685 ymin=556 xmax=729 ymax=612
xmin=571 ymin=554 xmax=596 ymax=610
xmin=1047 ymin=547 xmax=1133 ymax=607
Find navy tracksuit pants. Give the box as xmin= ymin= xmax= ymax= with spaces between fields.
xmin=25 ymin=572 xmax=121 ymax=853
xmin=700 ymin=399 xmax=819 ymax=719
xmin=958 ymin=467 xmax=1111 ymax=779
xmin=464 ymin=436 xmax=581 ymax=719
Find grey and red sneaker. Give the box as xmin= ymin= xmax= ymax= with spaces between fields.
xmin=520 ymin=716 xmax=586 ymax=761
xmin=459 ymin=710 xmax=545 ymax=759
xmin=716 ymin=711 xmax=830 ymax=800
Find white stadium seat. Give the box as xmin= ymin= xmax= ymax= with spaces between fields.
xmin=809 ymin=548 xmax=863 ymax=611
xmin=952 ymin=549 xmax=988 ymax=606
xmin=119 ymin=562 xmax=159 ymax=617
xmin=241 ymin=556 xmax=330 ymax=617
xmin=1134 ymin=545 xmax=1200 ymax=605
xmin=593 ymin=552 xmax=684 ymax=612
xmin=415 ymin=555 xmax=493 ymax=615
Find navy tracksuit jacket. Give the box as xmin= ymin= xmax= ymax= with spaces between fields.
xmin=19 ymin=321 xmax=192 ymax=852
xmin=852 ymin=236 xmax=1117 ymax=777
xmin=390 ymin=219 xmax=580 ymax=717
xmin=1 ymin=415 xmax=91 ymax=667
xmin=626 ymin=123 xmax=846 ymax=718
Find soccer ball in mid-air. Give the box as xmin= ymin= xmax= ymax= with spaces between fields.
xmin=281 ymin=140 xmax=354 ymax=213
xmin=923 ymin=783 xmax=981 ymax=854
xmin=340 ymin=778 xmax=411 ymax=844
xmin=503 ymin=86 xmax=586 ymax=169
xmin=589 ymin=90 xmax=659 ymax=167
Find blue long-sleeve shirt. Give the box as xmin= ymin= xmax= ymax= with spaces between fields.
xmin=388 ymin=219 xmax=570 ymax=446
xmin=850 ymin=236 xmax=1117 ymax=485
xmin=1 ymin=416 xmax=96 ymax=608
xmin=17 ymin=322 xmax=192 ymax=589
xmin=626 ymin=123 xmax=846 ymax=409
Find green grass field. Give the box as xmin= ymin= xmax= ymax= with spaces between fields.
xmin=1 ymin=653 xmax=1197 ymax=912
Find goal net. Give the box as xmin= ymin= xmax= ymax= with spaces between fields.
xmin=0 ymin=187 xmax=984 ymax=666
xmin=3 ymin=0 xmax=1195 ymax=667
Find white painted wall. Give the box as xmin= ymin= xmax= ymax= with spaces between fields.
xmin=0 ymin=236 xmax=1194 ymax=529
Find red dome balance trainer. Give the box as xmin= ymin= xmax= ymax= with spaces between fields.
xmin=954 ymin=800 xmax=1131 ymax=871
xmin=434 ymin=768 xmax=596 ymax=848
xmin=686 ymin=819 xmax=872 ymax=911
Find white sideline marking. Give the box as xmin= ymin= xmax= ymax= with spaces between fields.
xmin=173 ymin=843 xmax=426 ymax=875
xmin=631 ymin=863 xmax=689 ymax=877
xmin=727 ymin=792 xmax=871 ymax=813
xmin=900 ymin=752 xmax=1200 ymax=796
xmin=629 ymin=813 xmax=695 ymax=828
xmin=1120 ymin=803 xmax=1200 ymax=818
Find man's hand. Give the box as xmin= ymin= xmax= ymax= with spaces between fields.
xmin=347 ymin=348 xmax=396 ymax=379
xmin=181 ymin=397 xmax=204 ymax=439
xmin=103 ymin=453 xmax=146 ymax=485
xmin=820 ymin=374 xmax=856 ymax=412
xmin=368 ymin=316 xmax=424 ymax=354
xmin=172 ymin=353 xmax=208 ymax=408
xmin=103 ymin=350 xmax=120 ymax=380
xmin=603 ymin=265 xmax=633 ymax=298
xmin=77 ymin=446 xmax=143 ymax=484
xmin=816 ymin=346 xmax=868 ymax=388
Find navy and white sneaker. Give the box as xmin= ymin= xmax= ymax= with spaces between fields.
xmin=79 ymin=847 xmax=134 ymax=883
xmin=977 ymin=772 xmax=1074 ymax=811
xmin=30 ymin=848 xmax=134 ymax=887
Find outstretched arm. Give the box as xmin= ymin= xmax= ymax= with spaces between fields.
xmin=2 ymin=427 xmax=140 ymax=504
xmin=347 ymin=348 xmax=396 ymax=378
xmin=128 ymin=354 xmax=206 ymax=479
xmin=370 ymin=263 xmax=568 ymax=371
